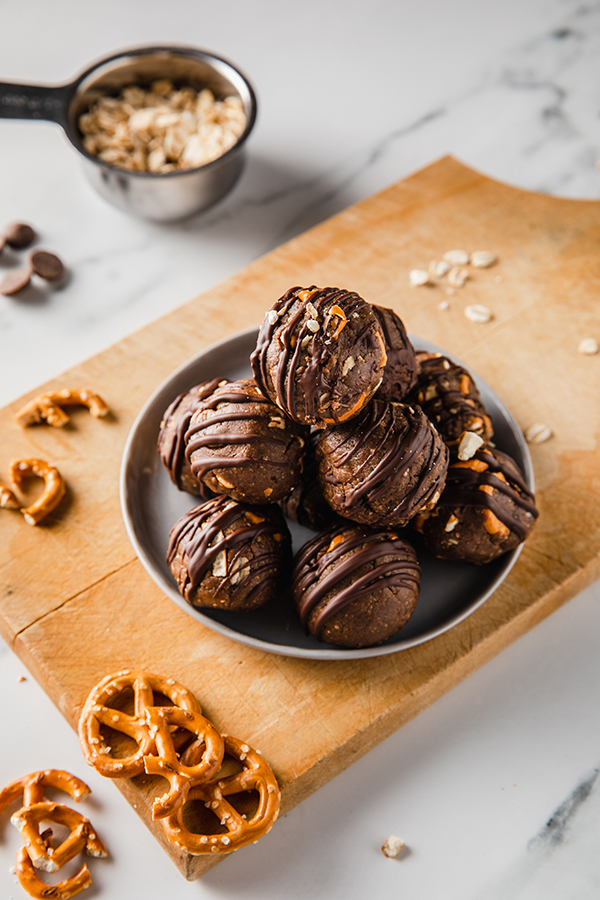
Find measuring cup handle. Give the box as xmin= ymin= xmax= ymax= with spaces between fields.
xmin=0 ymin=82 xmax=70 ymax=127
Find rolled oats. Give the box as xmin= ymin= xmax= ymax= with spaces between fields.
xmin=443 ymin=249 xmax=470 ymax=266
xmin=464 ymin=304 xmax=493 ymax=323
xmin=409 ymin=268 xmax=430 ymax=287
xmin=578 ymin=337 xmax=599 ymax=355
xmin=525 ymin=423 xmax=552 ymax=444
xmin=429 ymin=259 xmax=451 ymax=278
xmin=79 ymin=81 xmax=247 ymax=174
xmin=470 ymin=250 xmax=498 ymax=268
xmin=448 ymin=267 xmax=469 ymax=287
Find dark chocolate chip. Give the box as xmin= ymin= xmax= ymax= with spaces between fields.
xmin=29 ymin=250 xmax=64 ymax=281
xmin=4 ymin=222 xmax=36 ymax=249
xmin=0 ymin=267 xmax=32 ymax=296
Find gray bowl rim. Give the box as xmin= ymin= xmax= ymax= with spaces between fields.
xmin=120 ymin=325 xmax=534 ymax=661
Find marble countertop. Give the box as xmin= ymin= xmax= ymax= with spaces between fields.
xmin=1 ymin=1 xmax=600 ymax=897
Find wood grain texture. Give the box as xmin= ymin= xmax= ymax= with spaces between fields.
xmin=1 ymin=156 xmax=599 ymax=879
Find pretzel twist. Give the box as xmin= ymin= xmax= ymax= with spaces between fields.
xmin=10 ymin=458 xmax=66 ymax=526
xmin=15 ymin=846 xmax=92 ymax=900
xmin=0 ymin=770 xmax=90 ymax=819
xmin=14 ymin=389 xmax=109 ymax=428
xmin=162 ymin=735 xmax=280 ymax=854
xmin=11 ymin=802 xmax=107 ymax=873
xmin=78 ymin=669 xmax=201 ymax=779
xmin=143 ymin=706 xmax=224 ymax=819
xmin=0 ymin=481 xmax=20 ymax=509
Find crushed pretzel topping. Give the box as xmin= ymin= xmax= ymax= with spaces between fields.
xmin=382 ymin=835 xmax=405 ymax=858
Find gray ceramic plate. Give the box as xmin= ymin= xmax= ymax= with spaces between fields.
xmin=120 ymin=326 xmax=534 ymax=661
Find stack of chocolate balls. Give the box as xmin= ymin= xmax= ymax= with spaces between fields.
xmin=158 ymin=285 xmax=538 ymax=649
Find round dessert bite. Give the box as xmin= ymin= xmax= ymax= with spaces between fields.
xmin=414 ymin=445 xmax=538 ymax=564
xmin=185 ymin=378 xmax=307 ymax=504
xmin=292 ymin=523 xmax=421 ymax=648
xmin=251 ymin=285 xmax=387 ymax=428
xmin=157 ymin=377 xmax=226 ymax=496
xmin=407 ymin=351 xmax=493 ymax=445
xmin=373 ymin=305 xmax=418 ymax=403
xmin=167 ymin=495 xmax=292 ymax=611
xmin=315 ymin=400 xmax=449 ymax=527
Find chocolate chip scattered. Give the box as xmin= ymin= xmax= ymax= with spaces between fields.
xmin=4 ymin=222 xmax=36 ymax=249
xmin=0 ymin=267 xmax=32 ymax=296
xmin=29 ymin=250 xmax=64 ymax=281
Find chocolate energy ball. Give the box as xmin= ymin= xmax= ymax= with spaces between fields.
xmin=185 ymin=378 xmax=307 ymax=504
xmin=407 ymin=351 xmax=494 ymax=445
xmin=251 ymin=285 xmax=387 ymax=428
xmin=315 ymin=400 xmax=449 ymax=528
xmin=292 ymin=523 xmax=421 ymax=648
xmin=157 ymin=378 xmax=226 ymax=497
xmin=414 ymin=445 xmax=538 ymax=564
xmin=167 ymin=495 xmax=292 ymax=611
xmin=373 ymin=305 xmax=418 ymax=403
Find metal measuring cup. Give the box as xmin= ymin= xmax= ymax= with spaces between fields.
xmin=0 ymin=45 xmax=257 ymax=222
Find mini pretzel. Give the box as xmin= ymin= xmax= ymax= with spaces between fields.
xmin=143 ymin=706 xmax=224 ymax=819
xmin=16 ymin=845 xmax=92 ymax=900
xmin=11 ymin=802 xmax=107 ymax=873
xmin=0 ymin=482 xmax=20 ymax=509
xmin=78 ymin=669 xmax=201 ymax=779
xmin=0 ymin=770 xmax=90 ymax=818
xmin=14 ymin=389 xmax=109 ymax=428
xmin=10 ymin=458 xmax=66 ymax=526
xmin=162 ymin=735 xmax=280 ymax=854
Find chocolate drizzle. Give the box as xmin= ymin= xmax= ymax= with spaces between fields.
xmin=317 ymin=401 xmax=449 ymax=525
xmin=158 ymin=378 xmax=224 ymax=493
xmin=167 ymin=495 xmax=290 ymax=608
xmin=438 ymin=446 xmax=538 ymax=540
xmin=185 ymin=379 xmax=303 ymax=488
xmin=292 ymin=525 xmax=421 ymax=640
xmin=251 ymin=286 xmax=386 ymax=426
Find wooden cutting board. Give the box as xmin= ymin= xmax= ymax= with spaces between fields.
xmin=1 ymin=156 xmax=599 ymax=880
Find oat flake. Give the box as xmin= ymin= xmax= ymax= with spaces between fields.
xmin=525 ymin=423 xmax=552 ymax=444
xmin=409 ymin=269 xmax=430 ymax=287
xmin=578 ymin=338 xmax=599 ymax=355
xmin=464 ymin=304 xmax=493 ymax=323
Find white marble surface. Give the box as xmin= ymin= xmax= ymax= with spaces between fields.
xmin=1 ymin=0 xmax=600 ymax=897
